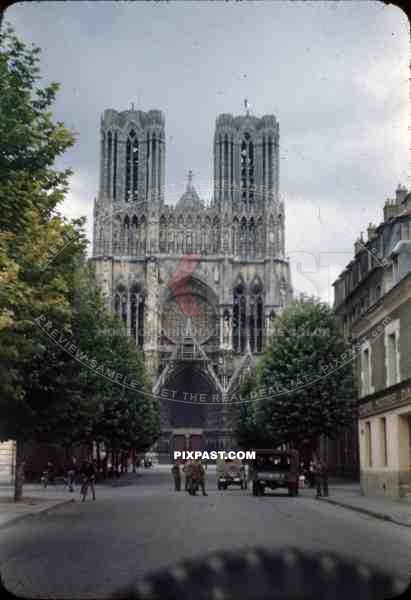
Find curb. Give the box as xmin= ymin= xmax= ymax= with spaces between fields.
xmin=318 ymin=497 xmax=411 ymax=528
xmin=0 ymin=498 xmax=75 ymax=531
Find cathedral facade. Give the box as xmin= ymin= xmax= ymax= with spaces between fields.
xmin=92 ymin=108 xmax=292 ymax=459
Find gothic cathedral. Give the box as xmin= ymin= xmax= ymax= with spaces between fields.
xmin=92 ymin=108 xmax=292 ymax=459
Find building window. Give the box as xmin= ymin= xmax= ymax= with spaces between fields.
xmin=387 ymin=332 xmax=398 ymax=386
xmin=249 ymin=281 xmax=263 ymax=353
xmin=107 ymin=131 xmax=112 ymax=196
xmin=361 ymin=345 xmax=372 ymax=397
xmin=380 ymin=417 xmax=388 ymax=466
xmin=113 ymin=132 xmax=118 ymax=200
xmin=365 ymin=421 xmax=372 ymax=467
xmin=233 ymin=284 xmax=246 ymax=353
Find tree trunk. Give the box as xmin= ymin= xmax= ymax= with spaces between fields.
xmin=132 ymin=449 xmax=136 ymax=473
xmin=14 ymin=439 xmax=25 ymax=502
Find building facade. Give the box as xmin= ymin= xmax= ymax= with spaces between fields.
xmin=92 ymin=108 xmax=292 ymax=459
xmin=0 ymin=440 xmax=15 ymax=483
xmin=333 ymin=185 xmax=411 ymax=497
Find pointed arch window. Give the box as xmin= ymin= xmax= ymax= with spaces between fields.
xmin=122 ymin=216 xmax=130 ymax=254
xmin=249 ymin=281 xmax=263 ymax=353
xmin=256 ymin=218 xmax=264 ymax=257
xmin=114 ymin=294 xmax=121 ymax=317
xmin=232 ymin=218 xmax=239 ymax=255
xmin=212 ymin=218 xmax=220 ymax=253
xmin=139 ymin=215 xmax=146 ymax=254
xmin=233 ymin=284 xmax=246 ymax=353
xmin=121 ymin=294 xmax=128 ymax=328
xmin=249 ymin=218 xmax=256 ymax=258
xmin=113 ymin=215 xmax=121 ymax=253
xmin=131 ymin=215 xmax=138 ymax=255
xmin=132 ymin=134 xmax=139 ymax=200
xmin=125 ymin=138 xmax=131 ymax=202
xmin=107 ymin=131 xmax=112 ymax=197
xmin=240 ymin=217 xmax=247 ymax=258
xmin=113 ymin=132 xmax=118 ymax=200
xmin=138 ymin=293 xmax=145 ymax=350
xmin=131 ymin=293 xmax=137 ymax=341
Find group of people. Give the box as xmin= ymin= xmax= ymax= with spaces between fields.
xmin=171 ymin=460 xmax=208 ymax=496
xmin=42 ymin=458 xmax=97 ymax=501
xmin=171 ymin=456 xmax=328 ymax=499
xmin=300 ymin=458 xmax=329 ymax=498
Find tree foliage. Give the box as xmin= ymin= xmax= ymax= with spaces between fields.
xmin=0 ymin=25 xmax=159 ymax=498
xmin=236 ymin=298 xmax=355 ymax=456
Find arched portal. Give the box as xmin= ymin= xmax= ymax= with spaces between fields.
xmin=157 ymin=365 xmax=218 ymax=461
xmin=160 ymin=365 xmax=216 ymax=428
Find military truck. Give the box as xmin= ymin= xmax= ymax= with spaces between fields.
xmin=216 ymin=457 xmax=247 ymax=490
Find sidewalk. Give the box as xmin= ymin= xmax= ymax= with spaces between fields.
xmin=315 ymin=483 xmax=411 ymax=527
xmin=0 ymin=484 xmax=76 ymax=530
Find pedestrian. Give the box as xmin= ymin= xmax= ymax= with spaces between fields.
xmin=183 ymin=460 xmax=192 ymax=492
xmin=171 ymin=463 xmax=181 ymax=491
xmin=198 ymin=461 xmax=208 ymax=496
xmin=66 ymin=457 xmax=77 ymax=492
xmin=80 ymin=459 xmax=96 ymax=501
xmin=189 ymin=460 xmax=208 ymax=496
xmin=314 ymin=458 xmax=329 ymax=498
xmin=308 ymin=460 xmax=315 ymax=488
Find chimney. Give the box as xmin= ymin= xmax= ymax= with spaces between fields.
xmin=384 ymin=199 xmax=400 ymax=221
xmin=367 ymin=223 xmax=377 ymax=241
xmin=354 ymin=233 xmax=364 ymax=255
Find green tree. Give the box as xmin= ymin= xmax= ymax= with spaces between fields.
xmin=0 ymin=25 xmax=86 ymax=499
xmin=72 ymin=263 xmax=159 ymax=468
xmin=237 ymin=298 xmax=355 ymax=461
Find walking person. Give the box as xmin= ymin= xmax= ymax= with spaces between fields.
xmin=189 ymin=460 xmax=208 ymax=496
xmin=314 ymin=458 xmax=329 ymax=498
xmin=198 ymin=461 xmax=208 ymax=496
xmin=66 ymin=457 xmax=77 ymax=492
xmin=171 ymin=463 xmax=181 ymax=491
xmin=80 ymin=459 xmax=96 ymax=501
xmin=183 ymin=460 xmax=193 ymax=492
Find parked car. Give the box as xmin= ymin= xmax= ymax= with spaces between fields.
xmin=250 ymin=449 xmax=299 ymax=497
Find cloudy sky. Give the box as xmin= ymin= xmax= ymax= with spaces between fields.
xmin=6 ymin=1 xmax=409 ymax=302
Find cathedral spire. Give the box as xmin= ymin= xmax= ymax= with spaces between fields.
xmin=186 ymin=169 xmax=194 ymax=191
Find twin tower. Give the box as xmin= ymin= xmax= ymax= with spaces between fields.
xmin=92 ymin=107 xmax=292 ymax=457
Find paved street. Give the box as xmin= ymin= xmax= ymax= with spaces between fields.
xmin=1 ymin=467 xmax=411 ymax=598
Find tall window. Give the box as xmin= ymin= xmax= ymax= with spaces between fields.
xmin=113 ymin=132 xmax=118 ymax=200
xmin=132 ymin=133 xmax=139 ymax=200
xmin=138 ymin=295 xmax=145 ymax=350
xmin=233 ymin=284 xmax=246 ymax=353
xmin=365 ymin=421 xmax=372 ymax=467
xmin=131 ymin=294 xmax=137 ymax=341
xmin=121 ymin=294 xmax=128 ymax=328
xmin=387 ymin=332 xmax=398 ymax=386
xmin=125 ymin=129 xmax=138 ymax=203
xmin=380 ymin=417 xmax=388 ymax=466
xmin=240 ymin=133 xmax=254 ymax=210
xmin=249 ymin=218 xmax=256 ymax=257
xmin=125 ymin=138 xmax=131 ymax=202
xmin=249 ymin=282 xmax=263 ymax=353
xmin=361 ymin=346 xmax=371 ymax=397
xmin=107 ymin=131 xmax=112 ymax=196
xmin=240 ymin=217 xmax=247 ymax=258
xmin=114 ymin=294 xmax=121 ymax=317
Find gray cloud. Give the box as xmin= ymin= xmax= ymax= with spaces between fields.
xmin=5 ymin=1 xmax=409 ymax=302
